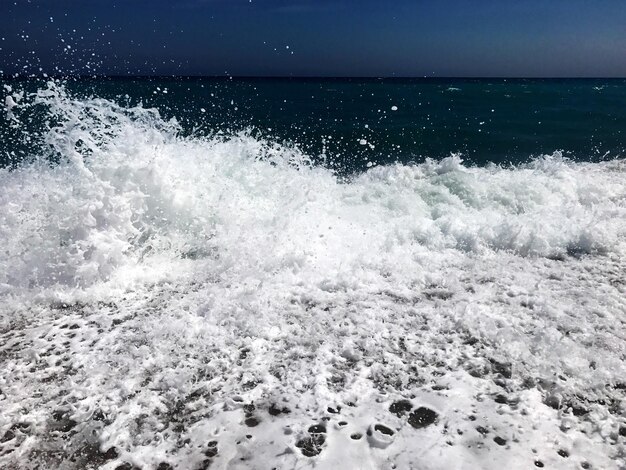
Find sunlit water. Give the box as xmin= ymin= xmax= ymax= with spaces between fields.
xmin=0 ymin=80 xmax=625 ymax=469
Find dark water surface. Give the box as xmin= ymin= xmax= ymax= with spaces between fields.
xmin=2 ymin=77 xmax=625 ymax=171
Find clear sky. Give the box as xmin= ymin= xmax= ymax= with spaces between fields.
xmin=1 ymin=0 xmax=625 ymax=77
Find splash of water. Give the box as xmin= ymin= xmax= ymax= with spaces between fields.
xmin=2 ymin=82 xmax=624 ymax=297
xmin=1 ymin=83 xmax=625 ymax=470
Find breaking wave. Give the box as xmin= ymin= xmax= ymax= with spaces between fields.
xmin=1 ymin=82 xmax=625 ymax=296
xmin=1 ymin=83 xmax=625 ymax=470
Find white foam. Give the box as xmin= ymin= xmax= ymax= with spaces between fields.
xmin=0 ymin=83 xmax=624 ymax=469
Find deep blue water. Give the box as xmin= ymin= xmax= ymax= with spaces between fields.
xmin=2 ymin=77 xmax=625 ymax=172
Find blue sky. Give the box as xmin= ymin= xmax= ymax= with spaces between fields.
xmin=1 ymin=0 xmax=625 ymax=76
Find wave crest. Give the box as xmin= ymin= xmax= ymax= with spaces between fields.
xmin=1 ymin=83 xmax=625 ymax=295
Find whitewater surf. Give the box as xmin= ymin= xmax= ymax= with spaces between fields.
xmin=0 ymin=82 xmax=625 ymax=469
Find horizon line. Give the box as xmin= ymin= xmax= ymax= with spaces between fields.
xmin=2 ymin=74 xmax=626 ymax=80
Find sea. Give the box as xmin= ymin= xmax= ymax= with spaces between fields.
xmin=0 ymin=77 xmax=625 ymax=469
xmin=3 ymin=78 xmax=626 ymax=170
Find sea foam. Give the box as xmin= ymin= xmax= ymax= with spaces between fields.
xmin=1 ymin=83 xmax=624 ymax=294
xmin=0 ymin=83 xmax=624 ymax=469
